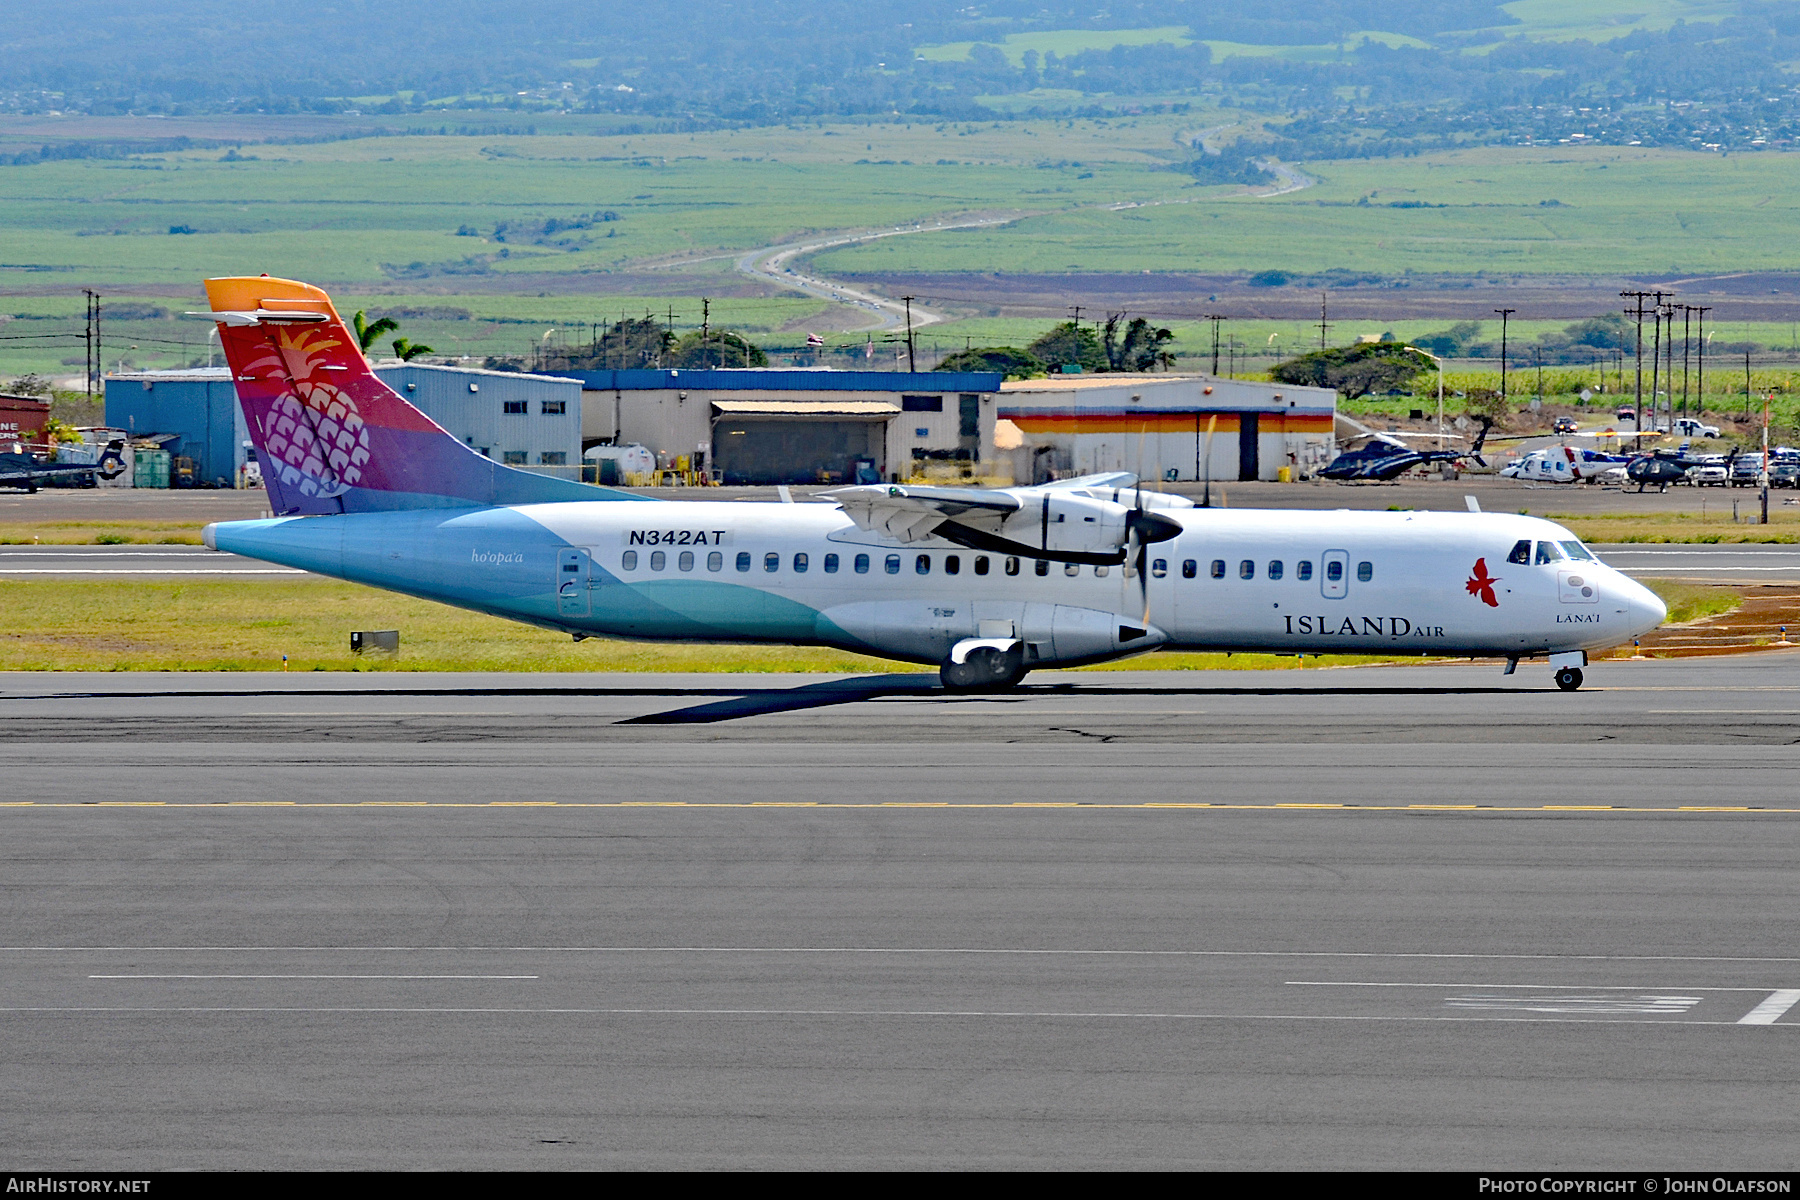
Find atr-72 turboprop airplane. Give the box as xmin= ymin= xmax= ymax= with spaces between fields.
xmin=198 ymin=276 xmax=1666 ymax=692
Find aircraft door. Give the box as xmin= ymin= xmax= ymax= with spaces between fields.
xmin=1321 ymin=549 xmax=1349 ymax=599
xmin=557 ymin=548 xmax=591 ymax=617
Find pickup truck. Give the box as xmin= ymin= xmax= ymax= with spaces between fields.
xmin=1673 ymin=418 xmax=1722 ymax=439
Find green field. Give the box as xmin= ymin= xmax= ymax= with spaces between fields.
xmin=815 ymin=145 xmax=1800 ymax=277
xmin=4 ymin=115 xmax=1800 ymax=379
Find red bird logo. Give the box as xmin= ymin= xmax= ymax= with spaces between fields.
xmin=1466 ymin=557 xmax=1501 ymax=607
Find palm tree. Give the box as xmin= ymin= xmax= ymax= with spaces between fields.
xmin=352 ymin=310 xmax=399 ymax=353
xmin=391 ymin=337 xmax=435 ymax=362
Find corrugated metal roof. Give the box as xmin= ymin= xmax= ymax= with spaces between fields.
xmin=712 ymin=399 xmax=900 ymax=417
xmin=557 ymin=369 xmax=1003 ymax=392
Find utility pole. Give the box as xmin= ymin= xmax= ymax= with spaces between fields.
xmin=700 ymin=298 xmax=710 ymax=368
xmin=83 ymin=289 xmax=100 ymax=399
xmin=1317 ymin=292 xmax=1330 ymax=351
xmin=1678 ymin=303 xmax=1691 ymax=419
xmin=1745 ymin=347 xmax=1753 ymax=420
xmin=1494 ymin=308 xmax=1515 ymax=410
xmin=1621 ymin=290 xmax=1650 ymax=431
xmin=1649 ymin=302 xmax=1664 ymax=432
xmin=1663 ymin=298 xmax=1677 ymax=428
xmin=1205 ymin=313 xmax=1227 ymax=375
xmin=902 ymin=296 xmax=917 ymax=372
xmin=1694 ymin=305 xmax=1711 ymax=413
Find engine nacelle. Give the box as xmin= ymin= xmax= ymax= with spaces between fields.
xmin=997 ymin=493 xmax=1132 ymax=559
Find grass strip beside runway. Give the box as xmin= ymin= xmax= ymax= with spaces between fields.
xmin=0 ymin=578 xmax=1729 ymax=672
xmin=0 ymin=578 xmax=1408 ymax=673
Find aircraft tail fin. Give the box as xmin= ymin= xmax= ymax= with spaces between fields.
xmin=203 ymin=276 xmax=647 ymax=514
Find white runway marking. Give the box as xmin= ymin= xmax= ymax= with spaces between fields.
xmin=0 ymin=1006 xmax=1789 ymax=1027
xmin=1738 ymin=989 xmax=1800 ymax=1025
xmin=1286 ymin=981 xmax=1771 ymax=991
xmin=14 ymin=947 xmax=1800 ymax=962
xmin=89 ymin=974 xmax=539 ymax=980
xmin=1444 ymin=994 xmax=1702 ymax=1015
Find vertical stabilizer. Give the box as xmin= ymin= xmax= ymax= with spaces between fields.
xmin=204 ymin=276 xmax=647 ymax=514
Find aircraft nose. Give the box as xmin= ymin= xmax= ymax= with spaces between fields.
xmin=1627 ymin=579 xmax=1667 ymax=635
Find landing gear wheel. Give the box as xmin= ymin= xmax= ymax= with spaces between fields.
xmin=940 ymin=645 xmax=1028 ymax=691
xmin=1555 ymin=667 xmax=1584 ymax=692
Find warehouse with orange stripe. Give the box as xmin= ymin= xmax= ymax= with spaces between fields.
xmin=996 ymin=374 xmax=1338 ymax=485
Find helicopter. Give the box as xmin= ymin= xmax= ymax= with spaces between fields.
xmin=1321 ymin=417 xmax=1492 ymax=483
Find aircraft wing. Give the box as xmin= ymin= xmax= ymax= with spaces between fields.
xmin=823 ymin=484 xmax=1023 ymax=542
xmin=1034 ymin=471 xmax=1138 ymax=490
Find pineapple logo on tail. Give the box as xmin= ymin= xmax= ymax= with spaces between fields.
xmin=243 ymin=326 xmax=372 ymax=499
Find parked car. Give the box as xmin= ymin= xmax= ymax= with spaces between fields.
xmin=1673 ymin=418 xmax=1722 ymax=439
xmin=1731 ymin=457 xmax=1765 ymax=487
xmin=1616 ymin=407 xmax=1637 ymax=425
xmin=1773 ymin=463 xmax=1800 ymax=489
xmin=1687 ymin=464 xmax=1728 ymax=487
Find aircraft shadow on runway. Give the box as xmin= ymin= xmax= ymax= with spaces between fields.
xmin=620 ymin=675 xmax=1538 ymax=724
xmin=619 ymin=674 xmax=942 ymax=724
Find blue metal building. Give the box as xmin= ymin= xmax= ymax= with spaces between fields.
xmin=106 ymin=364 xmax=582 ymax=486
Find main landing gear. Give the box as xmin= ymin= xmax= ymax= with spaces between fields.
xmin=939 ymin=644 xmax=1030 ymax=691
xmin=1554 ymin=667 xmax=1584 ymax=692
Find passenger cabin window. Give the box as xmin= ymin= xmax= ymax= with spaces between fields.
xmin=1357 ymin=561 xmax=1373 ymax=582
xmin=1297 ymin=561 xmax=1313 ymax=581
xmin=1268 ymin=560 xmax=1283 ymax=580
xmin=886 ymin=555 xmax=901 ymax=575
xmin=1035 ymin=560 xmax=1049 ymax=576
xmin=678 ymin=550 xmax=694 ymax=572
xmin=974 ymin=556 xmax=989 ymax=576
xmin=1095 ymin=565 xmax=1109 ymax=577
xmin=793 ymin=552 xmax=808 ymax=573
xmin=1151 ymin=559 xmax=1168 ymax=579
xmin=621 ymin=550 xmax=638 ymax=570
xmin=1182 ymin=559 xmax=1197 ymax=579
xmin=764 ymin=552 xmax=780 ymax=572
xmin=1560 ymin=541 xmax=1596 ymax=562
xmin=707 ymin=551 xmax=723 ymax=572
xmin=1326 ymin=560 xmax=1344 ymax=582
xmin=1534 ymin=541 xmax=1564 ymax=565
xmin=945 ymin=555 xmax=960 ymax=576
xmin=650 ymin=550 xmax=666 ymax=571
xmin=1003 ymin=557 xmax=1018 ymax=576
xmin=736 ymin=551 xmax=751 ymax=572
xmin=1239 ymin=560 xmax=1255 ymax=580
xmin=1507 ymin=539 xmax=1533 ymax=565
xmin=916 ymin=554 xmax=931 ymax=575
xmin=1064 ymin=562 xmax=1079 ymax=576
xmin=1210 ymin=560 xmax=1226 ymax=579
xmin=854 ymin=553 xmax=870 ymax=574
xmin=824 ymin=553 xmax=839 ymax=573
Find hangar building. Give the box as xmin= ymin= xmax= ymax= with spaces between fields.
xmin=557 ymin=368 xmax=1005 ymax=485
xmin=996 ymin=374 xmax=1338 ymax=484
xmin=105 ymin=364 xmax=581 ymax=485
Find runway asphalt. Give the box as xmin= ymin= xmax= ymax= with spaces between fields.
xmin=8 ymin=539 xmax=1800 ymax=584
xmin=4 ymin=659 xmax=1800 ymax=1169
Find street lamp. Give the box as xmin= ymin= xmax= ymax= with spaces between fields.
xmin=1405 ymin=346 xmax=1446 ymax=450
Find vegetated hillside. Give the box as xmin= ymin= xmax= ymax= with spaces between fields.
xmin=8 ymin=1 xmax=1800 ymax=153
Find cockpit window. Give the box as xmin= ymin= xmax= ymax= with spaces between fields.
xmin=1560 ymin=541 xmax=1596 ymax=562
xmin=1506 ymin=539 xmax=1532 ymax=565
xmin=1534 ymin=541 xmax=1566 ymax=565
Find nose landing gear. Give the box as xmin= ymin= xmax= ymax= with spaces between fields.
xmin=1554 ymin=667 xmax=1584 ymax=691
